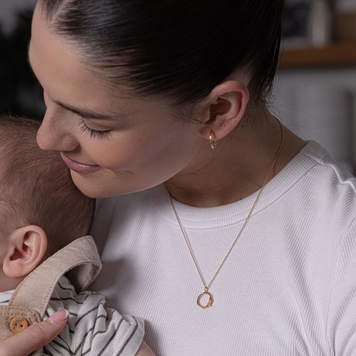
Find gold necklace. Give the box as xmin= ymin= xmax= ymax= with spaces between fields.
xmin=169 ymin=121 xmax=284 ymax=309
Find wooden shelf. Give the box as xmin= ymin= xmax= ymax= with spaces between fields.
xmin=278 ymin=42 xmax=356 ymax=69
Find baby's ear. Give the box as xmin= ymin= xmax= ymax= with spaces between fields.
xmin=3 ymin=225 xmax=48 ymax=278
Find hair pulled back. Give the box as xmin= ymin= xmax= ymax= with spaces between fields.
xmin=39 ymin=0 xmax=283 ymax=105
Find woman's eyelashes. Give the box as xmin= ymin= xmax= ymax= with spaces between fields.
xmin=78 ymin=120 xmax=111 ymax=139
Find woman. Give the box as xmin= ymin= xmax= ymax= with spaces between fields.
xmin=3 ymin=0 xmax=356 ymax=355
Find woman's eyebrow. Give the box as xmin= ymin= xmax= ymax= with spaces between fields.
xmin=55 ymin=101 xmax=112 ymax=120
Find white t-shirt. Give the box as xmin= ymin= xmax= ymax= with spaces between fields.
xmin=90 ymin=141 xmax=356 ymax=356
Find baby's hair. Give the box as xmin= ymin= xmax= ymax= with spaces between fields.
xmin=0 ymin=115 xmax=95 ymax=255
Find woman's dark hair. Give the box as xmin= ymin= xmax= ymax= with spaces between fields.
xmin=39 ymin=0 xmax=284 ymax=106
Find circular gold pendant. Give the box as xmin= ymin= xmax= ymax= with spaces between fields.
xmin=197 ymin=290 xmax=214 ymax=309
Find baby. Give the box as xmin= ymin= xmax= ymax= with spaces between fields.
xmin=0 ymin=115 xmax=154 ymax=355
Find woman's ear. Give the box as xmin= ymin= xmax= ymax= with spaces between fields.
xmin=3 ymin=225 xmax=48 ymax=278
xmin=198 ymin=80 xmax=249 ymax=141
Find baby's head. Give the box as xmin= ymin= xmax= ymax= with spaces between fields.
xmin=0 ymin=115 xmax=95 ymax=291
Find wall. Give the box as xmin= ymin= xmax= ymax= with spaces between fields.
xmin=278 ymin=0 xmax=356 ymax=172
xmin=273 ymin=67 xmax=356 ymax=172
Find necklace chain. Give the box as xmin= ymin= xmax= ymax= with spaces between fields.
xmin=169 ymin=120 xmax=285 ymax=308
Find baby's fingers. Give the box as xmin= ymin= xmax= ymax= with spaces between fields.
xmin=0 ymin=310 xmax=67 ymax=356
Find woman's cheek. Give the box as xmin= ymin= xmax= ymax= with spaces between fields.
xmin=87 ymin=140 xmax=140 ymax=169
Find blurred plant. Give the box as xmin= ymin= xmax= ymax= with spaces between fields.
xmin=0 ymin=8 xmax=44 ymax=121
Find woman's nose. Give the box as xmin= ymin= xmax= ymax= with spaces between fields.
xmin=36 ymin=110 xmax=78 ymax=152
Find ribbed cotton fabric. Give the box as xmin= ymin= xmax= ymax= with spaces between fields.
xmin=90 ymin=141 xmax=356 ymax=356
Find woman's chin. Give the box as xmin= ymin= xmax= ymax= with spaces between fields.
xmin=69 ymin=169 xmax=135 ymax=199
xmin=69 ymin=171 xmax=111 ymax=198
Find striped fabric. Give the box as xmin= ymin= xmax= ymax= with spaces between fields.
xmin=0 ymin=276 xmax=144 ymax=355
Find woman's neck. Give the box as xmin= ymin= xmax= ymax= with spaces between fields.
xmin=165 ymin=105 xmax=306 ymax=207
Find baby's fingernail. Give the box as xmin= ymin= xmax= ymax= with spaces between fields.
xmin=48 ymin=310 xmax=69 ymax=323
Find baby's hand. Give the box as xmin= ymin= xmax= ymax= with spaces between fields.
xmin=0 ymin=310 xmax=67 ymax=356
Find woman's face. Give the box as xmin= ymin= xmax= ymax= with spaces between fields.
xmin=29 ymin=5 xmax=207 ymax=198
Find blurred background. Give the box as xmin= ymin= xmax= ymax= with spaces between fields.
xmin=1 ymin=0 xmax=356 ymax=172
xmin=0 ymin=0 xmax=43 ymax=120
xmin=277 ymin=0 xmax=356 ymax=173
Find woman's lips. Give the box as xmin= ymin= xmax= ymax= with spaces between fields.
xmin=60 ymin=153 xmax=101 ymax=174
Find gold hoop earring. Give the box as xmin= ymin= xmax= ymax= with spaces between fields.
xmin=209 ymin=130 xmax=217 ymax=149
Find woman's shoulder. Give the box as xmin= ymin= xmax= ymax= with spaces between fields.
xmin=293 ymin=141 xmax=356 ymax=227
xmin=298 ymin=140 xmax=356 ymax=192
